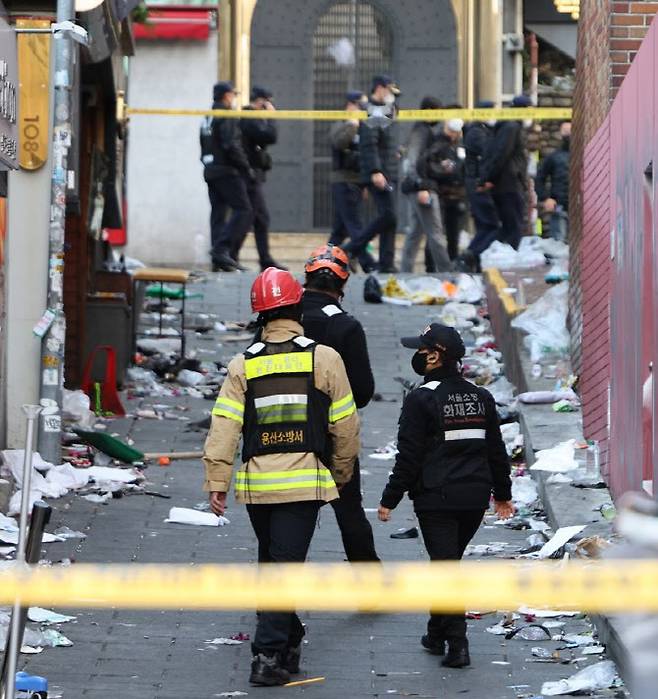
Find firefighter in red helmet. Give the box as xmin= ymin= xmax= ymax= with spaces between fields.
xmin=302 ymin=244 xmax=379 ymax=561
xmin=203 ymin=267 xmax=360 ymax=687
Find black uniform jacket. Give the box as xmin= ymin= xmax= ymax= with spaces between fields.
xmin=381 ymin=368 xmax=512 ymax=512
xmin=301 ymin=290 xmax=375 ymax=409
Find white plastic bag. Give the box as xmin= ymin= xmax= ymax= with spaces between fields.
xmin=530 ymin=440 xmax=579 ymax=473
xmin=62 ymin=389 xmax=96 ymax=428
xmin=541 ymin=660 xmax=618 ymax=696
xmin=512 ymin=282 xmax=569 ymax=358
xmin=480 ymin=238 xmax=546 ymax=270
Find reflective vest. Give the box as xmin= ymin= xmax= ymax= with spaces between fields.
xmin=241 ymin=337 xmax=331 ymax=464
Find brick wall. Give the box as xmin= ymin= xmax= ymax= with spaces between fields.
xmin=570 ymin=0 xmax=654 ymax=377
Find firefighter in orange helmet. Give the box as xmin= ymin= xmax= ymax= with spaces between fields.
xmin=203 ymin=267 xmax=360 ymax=686
xmin=302 ymin=244 xmax=379 ymax=561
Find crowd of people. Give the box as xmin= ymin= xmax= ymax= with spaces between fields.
xmin=200 ymin=75 xmax=571 ymax=274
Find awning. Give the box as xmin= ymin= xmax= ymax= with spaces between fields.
xmin=133 ymin=8 xmax=213 ymax=41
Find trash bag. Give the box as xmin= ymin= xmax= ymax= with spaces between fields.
xmin=363 ymin=275 xmax=383 ymax=304
xmin=540 ymin=660 xmax=618 ymax=696
xmin=512 ymin=283 xmax=569 ymax=360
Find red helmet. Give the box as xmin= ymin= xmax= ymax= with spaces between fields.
xmin=304 ymin=244 xmax=350 ymax=281
xmin=251 ymin=267 xmax=304 ymax=313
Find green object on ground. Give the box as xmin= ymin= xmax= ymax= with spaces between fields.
xmin=145 ymin=284 xmax=202 ymax=300
xmin=74 ymin=429 xmax=145 ymax=464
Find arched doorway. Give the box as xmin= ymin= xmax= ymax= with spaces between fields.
xmin=250 ymin=0 xmax=457 ymax=233
xmin=312 ymin=2 xmax=394 ymax=227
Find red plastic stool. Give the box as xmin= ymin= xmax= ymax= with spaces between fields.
xmin=81 ymin=345 xmax=126 ymax=417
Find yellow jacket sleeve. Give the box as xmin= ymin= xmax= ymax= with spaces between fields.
xmin=202 ymin=356 xmax=246 ymax=492
xmin=315 ymin=345 xmax=361 ymax=485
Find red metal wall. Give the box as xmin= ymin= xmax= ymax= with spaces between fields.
xmin=581 ymin=17 xmax=658 ymax=498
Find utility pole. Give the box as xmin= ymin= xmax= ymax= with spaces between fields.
xmin=37 ymin=0 xmax=74 ymax=463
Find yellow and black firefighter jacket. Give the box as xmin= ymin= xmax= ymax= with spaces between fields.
xmin=203 ymin=319 xmax=360 ymax=504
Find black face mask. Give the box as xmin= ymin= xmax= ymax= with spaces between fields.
xmin=562 ymin=135 xmax=570 ymax=151
xmin=411 ymin=351 xmax=428 ymax=376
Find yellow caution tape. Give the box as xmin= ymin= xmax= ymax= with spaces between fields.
xmin=0 ymin=560 xmax=654 ymax=612
xmin=125 ymin=107 xmax=572 ymax=122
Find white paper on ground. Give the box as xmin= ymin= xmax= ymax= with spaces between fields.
xmin=534 ymin=525 xmax=586 ymax=559
xmin=530 ymin=440 xmax=579 ymax=473
xmin=0 ymin=530 xmax=62 ymax=545
xmin=205 ymin=637 xmax=243 ymax=645
xmin=517 ymin=606 xmax=579 ymax=618
xmin=165 ymin=507 xmax=230 ymax=527
xmin=582 ymin=645 xmax=605 ymax=655
xmin=86 ymin=466 xmax=141 ymax=484
xmin=28 ymin=607 xmax=76 ymax=624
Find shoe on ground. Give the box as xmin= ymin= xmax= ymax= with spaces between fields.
xmin=379 ymin=265 xmax=398 ymax=273
xmin=390 ymin=526 xmax=418 ymax=539
xmin=421 ymin=634 xmax=445 ymax=656
xmin=282 ymin=643 xmax=301 ymax=674
xmin=261 ymin=259 xmax=288 ymax=271
xmin=249 ymin=652 xmax=290 ymax=686
xmin=456 ymin=250 xmax=478 ymax=274
xmin=441 ymin=640 xmax=470 ymax=668
xmin=212 ymin=253 xmax=239 ymax=272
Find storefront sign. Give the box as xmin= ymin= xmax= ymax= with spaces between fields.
xmin=17 ymin=18 xmax=50 ymax=170
xmin=0 ymin=10 xmax=16 ymax=169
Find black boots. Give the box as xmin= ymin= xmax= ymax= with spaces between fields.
xmin=249 ymin=652 xmax=290 ymax=686
xmin=421 ymin=634 xmax=445 ymax=656
xmin=282 ymin=643 xmax=301 ymax=674
xmin=441 ymin=639 xmax=470 ymax=668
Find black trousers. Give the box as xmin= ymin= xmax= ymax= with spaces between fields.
xmin=207 ymin=175 xmax=253 ymax=262
xmin=344 ymin=185 xmax=396 ymax=269
xmin=329 ymin=459 xmax=379 ymax=562
xmin=442 ymin=201 xmax=463 ymax=261
xmin=466 ymin=180 xmax=500 ymax=257
xmin=231 ymin=180 xmax=272 ymax=266
xmin=329 ymin=182 xmax=377 ymax=271
xmin=247 ymin=501 xmax=321 ymax=654
xmin=492 ymin=190 xmax=524 ymax=250
xmin=417 ymin=509 xmax=485 ymax=643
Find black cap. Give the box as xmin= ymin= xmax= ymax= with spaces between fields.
xmin=511 ymin=94 xmax=531 ymax=107
xmin=250 ymin=85 xmax=272 ymax=101
xmin=400 ymin=323 xmax=466 ymax=360
xmin=346 ymin=90 xmax=365 ymax=104
xmin=371 ymin=74 xmax=400 ymax=94
xmin=213 ymin=81 xmax=236 ymax=101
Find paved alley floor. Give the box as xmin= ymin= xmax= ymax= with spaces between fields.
xmin=22 ymin=272 xmax=619 ymax=698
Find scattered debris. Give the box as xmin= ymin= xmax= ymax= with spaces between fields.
xmin=165 ymin=507 xmax=229 ymax=527
xmin=540 ymin=660 xmax=619 ymax=696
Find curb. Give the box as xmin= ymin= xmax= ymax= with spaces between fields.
xmin=484 ymin=268 xmax=632 ymax=687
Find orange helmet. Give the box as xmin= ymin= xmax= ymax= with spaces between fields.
xmin=304 ymin=244 xmax=350 ymax=281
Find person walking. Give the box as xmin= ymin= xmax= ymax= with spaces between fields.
xmin=203 ymin=267 xmax=360 ymax=687
xmin=343 ymin=75 xmax=399 ymax=272
xmin=457 ymin=102 xmax=498 ymax=272
xmin=200 ymin=81 xmax=253 ymax=272
xmin=477 ymin=96 xmax=530 ymax=251
xmin=236 ymin=85 xmax=286 ymax=269
xmin=399 ymin=97 xmax=452 ymax=273
xmin=377 ymin=323 xmax=514 ymax=668
xmin=536 ymin=122 xmax=571 ymax=242
xmin=302 ymin=244 xmax=379 ymax=562
xmin=328 ymin=91 xmax=377 ymax=272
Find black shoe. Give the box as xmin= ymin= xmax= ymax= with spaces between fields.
xmin=456 ymin=250 xmax=478 ymax=274
xmin=390 ymin=526 xmax=419 ymax=539
xmin=261 ymin=259 xmax=288 ymax=271
xmin=282 ymin=644 xmax=301 ymax=674
xmin=249 ymin=652 xmax=290 ymax=686
xmin=421 ymin=634 xmax=445 ymax=656
xmin=441 ymin=640 xmax=470 ymax=668
xmin=212 ymin=253 xmax=239 ymax=272
xmin=379 ymin=265 xmax=398 ymax=274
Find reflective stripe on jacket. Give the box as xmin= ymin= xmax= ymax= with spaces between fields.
xmin=203 ymin=318 xmax=360 ymax=504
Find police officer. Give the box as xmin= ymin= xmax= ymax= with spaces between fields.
xmin=328 ymin=91 xmax=376 ymax=272
xmin=204 ymin=267 xmax=360 ymax=686
xmin=302 ymin=244 xmax=379 ymax=561
xmin=377 ymin=323 xmax=514 ymax=668
xmin=200 ymin=81 xmax=253 ymax=272
xmin=236 ymin=85 xmax=285 ymax=270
